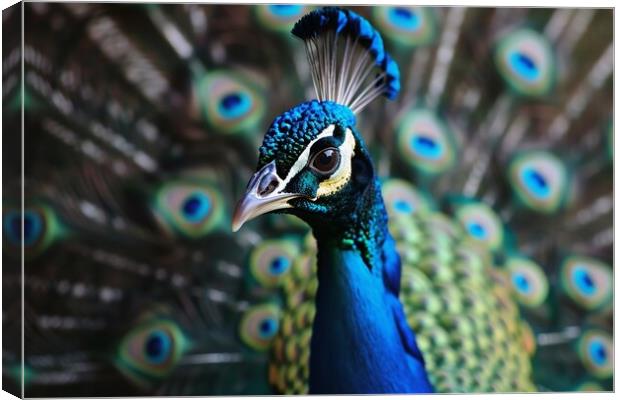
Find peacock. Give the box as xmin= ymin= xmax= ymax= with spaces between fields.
xmin=2 ymin=2 xmax=613 ymax=397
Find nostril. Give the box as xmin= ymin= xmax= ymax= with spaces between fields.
xmin=258 ymin=175 xmax=278 ymax=197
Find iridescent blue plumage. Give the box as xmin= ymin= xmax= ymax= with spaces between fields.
xmin=290 ymin=7 xmax=400 ymax=108
xmin=258 ymin=100 xmax=356 ymax=175
xmin=234 ymin=7 xmax=433 ymax=393
xmin=311 ymin=225 xmax=433 ymax=393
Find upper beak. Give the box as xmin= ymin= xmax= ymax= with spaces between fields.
xmin=231 ymin=161 xmax=302 ymax=232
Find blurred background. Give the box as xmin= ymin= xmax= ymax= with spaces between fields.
xmin=2 ymin=2 xmax=613 ymax=396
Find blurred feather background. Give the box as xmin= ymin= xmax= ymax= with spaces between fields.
xmin=2 ymin=2 xmax=613 ymax=396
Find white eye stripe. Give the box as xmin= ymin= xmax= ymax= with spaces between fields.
xmin=316 ymin=129 xmax=356 ymax=197
xmin=272 ymin=124 xmax=356 ymax=199
xmin=273 ymin=125 xmax=336 ymax=196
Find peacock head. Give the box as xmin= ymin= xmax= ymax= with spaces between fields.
xmin=232 ymin=99 xmax=376 ymax=232
xmin=232 ymin=7 xmax=400 ymax=233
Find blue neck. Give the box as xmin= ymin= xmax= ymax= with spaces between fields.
xmin=308 ymin=178 xmax=433 ymax=394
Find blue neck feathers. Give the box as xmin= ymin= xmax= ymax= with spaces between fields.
xmin=308 ymin=177 xmax=434 ymax=394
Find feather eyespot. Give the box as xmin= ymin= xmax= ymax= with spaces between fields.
xmin=249 ymin=239 xmax=298 ymax=288
xmin=395 ymin=108 xmax=457 ymax=176
xmin=494 ymin=28 xmax=556 ymax=97
xmin=373 ymin=7 xmax=438 ymax=48
xmin=560 ymin=256 xmax=612 ymax=311
xmin=4 ymin=208 xmax=43 ymax=247
xmin=577 ymin=329 xmax=613 ymax=379
xmin=239 ymin=303 xmax=281 ymax=351
xmin=454 ymin=202 xmax=504 ymax=252
xmin=151 ymin=181 xmax=226 ymax=239
xmin=382 ymin=179 xmax=431 ymax=218
xmin=196 ymin=71 xmax=265 ymax=135
xmin=114 ymin=318 xmax=189 ymax=388
xmin=255 ymin=5 xmax=313 ymax=34
xmin=508 ymin=151 xmax=570 ymax=214
xmin=3 ymin=204 xmax=62 ymax=259
xmin=506 ymin=256 xmax=549 ymax=308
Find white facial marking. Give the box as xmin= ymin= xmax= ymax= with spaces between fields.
xmin=269 ymin=125 xmax=336 ymax=198
xmin=316 ymin=129 xmax=356 ymax=197
xmin=281 ymin=124 xmax=336 ymax=188
xmin=268 ymin=124 xmax=357 ymax=200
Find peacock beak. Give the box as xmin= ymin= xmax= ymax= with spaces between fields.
xmin=232 ymin=161 xmax=302 ymax=232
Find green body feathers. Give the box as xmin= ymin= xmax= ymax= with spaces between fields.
xmin=268 ymin=203 xmax=537 ymax=394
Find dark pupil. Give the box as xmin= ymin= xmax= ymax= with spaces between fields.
xmin=394 ymin=7 xmax=413 ymax=19
xmin=530 ymin=170 xmax=547 ymax=189
xmin=582 ymin=273 xmax=595 ymax=289
xmin=145 ymin=334 xmax=164 ymax=358
xmin=596 ymin=346 xmax=606 ymax=361
xmin=260 ymin=319 xmax=273 ymax=334
xmin=517 ymin=53 xmax=536 ymax=72
xmin=221 ymin=93 xmax=242 ymax=110
xmin=416 ymin=136 xmax=437 ymax=150
xmin=182 ymin=196 xmax=202 ymax=216
xmin=271 ymin=257 xmax=286 ymax=272
xmin=10 ymin=214 xmax=36 ymax=241
xmin=517 ymin=275 xmax=529 ymax=289
xmin=10 ymin=216 xmax=22 ymax=238
xmin=313 ymin=149 xmax=339 ymax=172
xmin=23 ymin=216 xmax=33 ymax=239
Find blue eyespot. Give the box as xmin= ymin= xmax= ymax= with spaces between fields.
xmin=373 ymin=7 xmax=438 ymax=49
xmin=394 ymin=199 xmax=415 ymax=214
xmin=507 ymin=257 xmax=549 ymax=308
xmin=495 ymin=29 xmax=555 ymax=97
xmin=588 ymin=340 xmax=607 ymax=366
xmin=509 ymin=151 xmax=568 ymax=213
xmin=144 ymin=330 xmax=172 ymax=365
xmin=269 ymin=256 xmax=291 ymax=276
xmin=382 ymin=179 xmax=430 ymax=217
xmin=396 ymin=109 xmax=456 ymax=175
xmin=268 ymin=4 xmax=303 ymax=18
xmin=509 ymin=51 xmax=540 ymax=81
xmin=512 ymin=273 xmax=531 ymax=294
xmin=412 ymin=135 xmax=442 ymax=159
xmin=239 ymin=303 xmax=281 ymax=350
xmin=576 ymin=329 xmax=612 ymax=379
xmin=467 ymin=222 xmax=487 ymax=240
xmin=258 ymin=318 xmax=278 ymax=339
xmin=4 ymin=210 xmax=44 ymax=246
xmin=218 ymin=92 xmax=252 ymax=120
xmin=181 ymin=193 xmax=211 ymax=223
xmin=561 ymin=256 xmax=611 ymax=312
xmin=388 ymin=7 xmax=421 ymax=31
xmin=456 ymin=202 xmax=504 ymax=252
xmin=521 ymin=167 xmax=550 ymax=199
xmin=572 ymin=266 xmax=596 ymax=296
xmin=153 ymin=181 xmax=226 ymax=239
xmin=249 ymin=239 xmax=297 ymax=288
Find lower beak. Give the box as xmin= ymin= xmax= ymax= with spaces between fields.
xmin=231 ymin=162 xmax=302 ymax=232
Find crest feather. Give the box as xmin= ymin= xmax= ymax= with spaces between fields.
xmin=292 ymin=7 xmax=400 ymax=113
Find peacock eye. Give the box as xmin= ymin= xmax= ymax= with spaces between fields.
xmin=115 ymin=318 xmax=190 ymax=387
xmin=309 ymin=147 xmax=340 ymax=175
xmin=239 ymin=303 xmax=281 ymax=351
xmin=3 ymin=204 xmax=63 ymax=259
xmin=151 ymin=181 xmax=226 ymax=239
